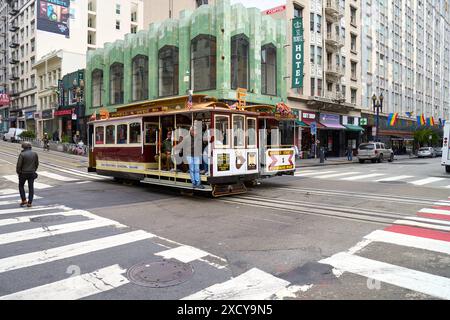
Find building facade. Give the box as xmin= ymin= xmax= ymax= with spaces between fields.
xmin=2 ymin=0 xmax=144 ymax=134
xmin=142 ymin=0 xmax=211 ymax=25
xmin=0 ymin=0 xmax=9 ymax=132
xmin=85 ymin=0 xmax=287 ymax=116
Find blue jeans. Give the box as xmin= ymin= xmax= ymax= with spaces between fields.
xmin=187 ymin=156 xmax=201 ymax=186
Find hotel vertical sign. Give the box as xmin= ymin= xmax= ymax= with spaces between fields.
xmin=292 ymin=17 xmax=304 ymax=88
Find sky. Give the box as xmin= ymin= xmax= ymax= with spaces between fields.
xmin=229 ymin=0 xmax=286 ymax=11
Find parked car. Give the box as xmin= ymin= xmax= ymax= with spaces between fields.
xmin=3 ymin=128 xmax=24 ymax=143
xmin=434 ymin=147 xmax=443 ymax=157
xmin=357 ymin=142 xmax=394 ymax=163
xmin=418 ymin=147 xmax=437 ymax=158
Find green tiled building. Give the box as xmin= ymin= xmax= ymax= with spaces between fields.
xmin=85 ymin=0 xmax=286 ymax=115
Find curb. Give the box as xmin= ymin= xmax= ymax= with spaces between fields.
xmin=296 ymin=156 xmax=420 ymax=168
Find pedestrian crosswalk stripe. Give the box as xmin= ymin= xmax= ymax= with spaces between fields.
xmin=341 ymin=173 xmax=385 ymax=181
xmin=0 ymin=230 xmax=154 ymax=273
xmin=0 ymin=210 xmax=89 ymax=227
xmin=0 ymin=205 xmax=71 ymax=216
xmin=0 ymin=189 xmax=16 ymax=196
xmin=0 ymin=219 xmax=121 ymax=246
xmin=364 ymin=230 xmax=450 ymax=255
xmin=3 ymin=175 xmax=52 ymax=189
xmin=182 ymin=268 xmax=290 ymax=300
xmin=315 ymin=172 xmax=362 ymax=179
xmin=419 ymin=208 xmax=450 ymax=216
xmin=410 ymin=177 xmax=446 ymax=186
xmin=155 ymin=245 xmax=210 ymax=264
xmin=320 ymin=252 xmax=450 ymax=300
xmin=37 ymin=171 xmax=79 ymax=182
xmin=48 ymin=167 xmax=109 ymax=181
xmin=393 ymin=220 xmax=450 ymax=232
xmin=0 ymin=193 xmax=32 ymax=200
xmin=376 ymin=175 xmax=414 ymax=182
xmin=0 ymin=264 xmax=128 ymax=300
xmin=402 ymin=216 xmax=450 ymax=226
xmin=0 ymin=197 xmax=42 ymax=206
xmin=294 ymin=171 xmax=337 ymax=177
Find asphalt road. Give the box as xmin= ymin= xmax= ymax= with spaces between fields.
xmin=0 ymin=140 xmax=449 ymax=300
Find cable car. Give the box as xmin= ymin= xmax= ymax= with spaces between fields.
xmin=88 ymin=95 xmax=262 ymax=197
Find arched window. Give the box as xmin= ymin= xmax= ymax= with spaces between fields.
xmin=158 ymin=46 xmax=179 ymax=97
xmin=231 ymin=34 xmax=249 ymax=90
xmin=132 ymin=55 xmax=148 ymax=101
xmin=92 ymin=69 xmax=103 ymax=107
xmin=261 ymin=44 xmax=277 ymax=96
xmin=110 ymin=62 xmax=124 ymax=105
xmin=191 ymin=35 xmax=216 ymax=91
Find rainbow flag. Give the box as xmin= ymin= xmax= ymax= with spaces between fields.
xmin=430 ymin=116 xmax=435 ymax=126
xmin=388 ymin=113 xmax=399 ymax=126
xmin=420 ymin=114 xmax=426 ymax=126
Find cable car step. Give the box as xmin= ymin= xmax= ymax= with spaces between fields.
xmin=141 ymin=177 xmax=213 ymax=192
xmin=212 ymin=183 xmax=247 ymax=197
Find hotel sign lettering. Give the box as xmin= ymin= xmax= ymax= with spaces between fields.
xmin=292 ymin=17 xmax=304 ymax=88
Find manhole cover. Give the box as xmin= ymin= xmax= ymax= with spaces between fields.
xmin=378 ymin=181 xmax=407 ymax=184
xmin=30 ymin=215 xmax=67 ymax=223
xmin=126 ymin=260 xmax=194 ymax=288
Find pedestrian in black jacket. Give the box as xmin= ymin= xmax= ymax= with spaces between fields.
xmin=16 ymin=142 xmax=39 ymax=207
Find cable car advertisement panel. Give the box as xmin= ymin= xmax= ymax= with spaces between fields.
xmin=265 ymin=148 xmax=295 ymax=173
xmin=212 ymin=149 xmax=259 ymax=177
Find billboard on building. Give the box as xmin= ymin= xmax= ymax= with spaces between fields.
xmin=0 ymin=93 xmax=10 ymax=106
xmin=37 ymin=0 xmax=70 ymax=37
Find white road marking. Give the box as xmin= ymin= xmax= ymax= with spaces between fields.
xmin=364 ymin=230 xmax=450 ymax=255
xmin=3 ymin=175 xmax=52 ymax=189
xmin=409 ymin=177 xmax=446 ymax=186
xmin=0 ymin=210 xmax=89 ymax=227
xmin=0 ymin=205 xmax=71 ymax=216
xmin=155 ymin=245 xmax=209 ymax=263
xmin=0 ymin=193 xmax=37 ymax=200
xmin=294 ymin=171 xmax=337 ymax=177
xmin=0 ymin=230 xmax=154 ymax=273
xmin=341 ymin=173 xmax=385 ymax=181
xmin=0 ymin=158 xmax=14 ymax=165
xmin=315 ymin=172 xmax=361 ymax=179
xmin=0 ymin=219 xmax=120 ymax=245
xmin=393 ymin=220 xmax=450 ymax=232
xmin=0 ymin=197 xmax=42 ymax=206
xmin=376 ymin=175 xmax=414 ymax=182
xmin=182 ymin=268 xmax=290 ymax=300
xmin=0 ymin=264 xmax=128 ymax=300
xmin=320 ymin=252 xmax=450 ymax=300
xmin=37 ymin=171 xmax=79 ymax=182
xmin=419 ymin=208 xmax=450 ymax=216
xmin=0 ymin=189 xmax=17 ymax=196
xmin=403 ymin=216 xmax=450 ymax=226
xmin=433 ymin=202 xmax=450 ymax=207
xmin=47 ymin=167 xmax=109 ymax=181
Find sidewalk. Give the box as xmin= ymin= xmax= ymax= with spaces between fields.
xmin=296 ymin=154 xmax=417 ymax=168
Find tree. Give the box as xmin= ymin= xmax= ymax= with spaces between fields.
xmin=414 ymin=128 xmax=439 ymax=147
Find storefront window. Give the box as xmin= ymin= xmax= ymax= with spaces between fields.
xmin=261 ymin=44 xmax=277 ymax=95
xmin=191 ymin=35 xmax=216 ymax=91
xmin=214 ymin=116 xmax=229 ymax=147
xmin=110 ymin=63 xmax=124 ymax=105
xmin=117 ymin=124 xmax=128 ymax=144
xmin=95 ymin=126 xmax=104 ymax=145
xmin=92 ymin=69 xmax=103 ymax=107
xmin=105 ymin=125 xmax=115 ymax=144
xmin=231 ymin=34 xmax=249 ymax=90
xmin=247 ymin=118 xmax=257 ymax=147
xmin=132 ymin=55 xmax=149 ymax=101
xmin=129 ymin=122 xmax=141 ymax=144
xmin=158 ymin=46 xmax=179 ymax=97
xmin=233 ymin=115 xmax=245 ymax=148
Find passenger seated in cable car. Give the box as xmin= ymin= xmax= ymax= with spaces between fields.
xmin=155 ymin=131 xmax=174 ymax=171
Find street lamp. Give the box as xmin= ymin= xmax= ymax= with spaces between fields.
xmin=372 ymin=93 xmax=383 ymax=142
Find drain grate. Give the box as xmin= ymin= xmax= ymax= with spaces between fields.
xmin=30 ymin=215 xmax=67 ymax=223
xmin=126 ymin=260 xmax=194 ymax=288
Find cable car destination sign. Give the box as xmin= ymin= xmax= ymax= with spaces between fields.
xmin=292 ymin=17 xmax=304 ymax=88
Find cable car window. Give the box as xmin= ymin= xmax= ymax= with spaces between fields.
xmin=129 ymin=122 xmax=141 ymax=144
xmin=144 ymin=123 xmax=158 ymax=145
xmin=117 ymin=124 xmax=128 ymax=144
xmin=95 ymin=126 xmax=104 ymax=145
xmin=280 ymin=120 xmax=295 ymax=146
xmin=233 ymin=115 xmax=245 ymax=148
xmin=105 ymin=125 xmax=115 ymax=144
xmin=215 ymin=115 xmax=229 ymax=147
xmin=247 ymin=118 xmax=257 ymax=147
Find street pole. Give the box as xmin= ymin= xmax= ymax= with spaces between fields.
xmin=376 ymin=104 xmax=379 ymax=143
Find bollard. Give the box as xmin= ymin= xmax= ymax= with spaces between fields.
xmin=320 ymin=147 xmax=325 ymax=163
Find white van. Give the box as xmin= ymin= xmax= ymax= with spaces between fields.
xmin=441 ymin=122 xmax=450 ymax=172
xmin=3 ymin=128 xmax=24 ymax=142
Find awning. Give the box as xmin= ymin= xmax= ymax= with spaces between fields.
xmin=296 ymin=120 xmax=309 ymax=127
xmin=302 ymin=118 xmax=324 ymax=128
xmin=344 ymin=124 xmax=364 ymax=131
xmin=320 ymin=122 xmax=345 ymax=129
